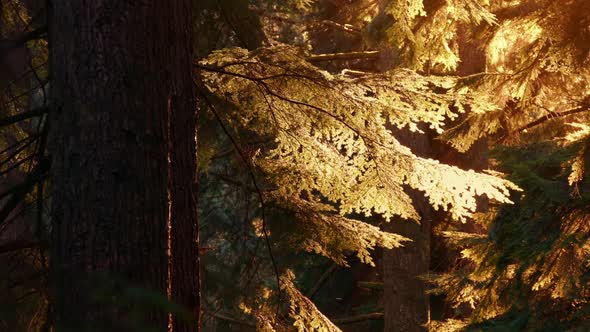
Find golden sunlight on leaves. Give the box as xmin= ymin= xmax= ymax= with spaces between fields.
xmin=487 ymin=19 xmax=543 ymax=73
xmin=281 ymin=270 xmax=342 ymax=332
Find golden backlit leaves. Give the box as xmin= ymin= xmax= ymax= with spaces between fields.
xmin=380 ymin=0 xmax=496 ymax=71
xmin=267 ymin=192 xmax=410 ymax=266
xmin=281 ymin=270 xmax=342 ymax=332
xmin=199 ymin=44 xmax=519 ymax=267
xmin=198 ymin=0 xmax=590 ymax=330
xmin=564 ymin=123 xmax=590 ymax=186
xmin=239 ymin=271 xmax=343 ymax=332
xmin=486 ymin=19 xmax=543 ymax=73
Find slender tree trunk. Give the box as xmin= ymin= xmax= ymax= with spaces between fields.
xmin=383 ymin=216 xmax=432 ymax=332
xmin=429 ymin=23 xmax=490 ymax=322
xmin=49 ymin=1 xmax=197 ymax=331
xmin=383 ymin=129 xmax=433 ymax=332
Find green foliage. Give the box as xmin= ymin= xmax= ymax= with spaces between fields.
xmin=194 ymin=1 xmax=590 ymax=331
xmin=266 ymin=192 xmax=409 ymax=266
xmin=371 ymin=0 xmax=495 ymax=71
xmin=431 ymin=142 xmax=590 ymax=330
xmin=199 ymin=45 xmax=517 ymax=227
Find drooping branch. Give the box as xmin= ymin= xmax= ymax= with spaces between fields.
xmin=194 ymin=63 xmax=382 ymax=151
xmin=202 ymin=310 xmax=384 ymax=327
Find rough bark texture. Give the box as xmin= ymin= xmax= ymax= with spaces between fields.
xmin=383 ymin=217 xmax=431 ymax=332
xmin=168 ymin=73 xmax=200 ymax=332
xmin=49 ymin=1 xmax=197 ymax=331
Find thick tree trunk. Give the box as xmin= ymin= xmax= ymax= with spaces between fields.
xmin=168 ymin=61 xmax=200 ymax=332
xmin=49 ymin=1 xmax=197 ymax=331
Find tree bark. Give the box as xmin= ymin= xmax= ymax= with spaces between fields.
xmin=49 ymin=1 xmax=197 ymax=331
xmin=168 ymin=46 xmax=200 ymax=332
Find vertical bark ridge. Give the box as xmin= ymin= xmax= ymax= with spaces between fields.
xmin=49 ymin=1 xmax=197 ymax=330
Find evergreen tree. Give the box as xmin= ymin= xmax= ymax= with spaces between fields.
xmin=3 ymin=1 xmax=588 ymax=331
xmin=194 ymin=1 xmax=519 ymax=330
xmin=419 ymin=0 xmax=590 ymax=330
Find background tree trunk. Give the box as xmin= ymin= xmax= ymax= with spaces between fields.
xmin=383 ymin=129 xmax=433 ymax=332
xmin=49 ymin=1 xmax=197 ymax=330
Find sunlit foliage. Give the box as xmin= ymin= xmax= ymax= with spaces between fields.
xmin=199 ymin=46 xmax=517 ymax=227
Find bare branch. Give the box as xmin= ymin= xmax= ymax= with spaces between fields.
xmin=307 ymin=263 xmax=339 ymax=299
xmin=517 ymin=105 xmax=590 ymax=133
xmin=0 ymin=106 xmax=48 ymax=128
xmin=306 ymin=50 xmax=380 ymax=62
xmin=197 ymin=88 xmax=282 ymax=320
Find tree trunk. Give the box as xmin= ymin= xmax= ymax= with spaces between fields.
xmin=49 ymin=1 xmax=197 ymax=331
xmin=383 ymin=129 xmax=433 ymax=332
xmin=168 ymin=53 xmax=200 ymax=332
xmin=383 ymin=216 xmax=432 ymax=332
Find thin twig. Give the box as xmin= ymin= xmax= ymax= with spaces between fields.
xmin=198 ymin=88 xmax=282 ymax=320
xmin=307 ymin=263 xmax=339 ymax=299
xmin=306 ymin=50 xmax=380 ymax=62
